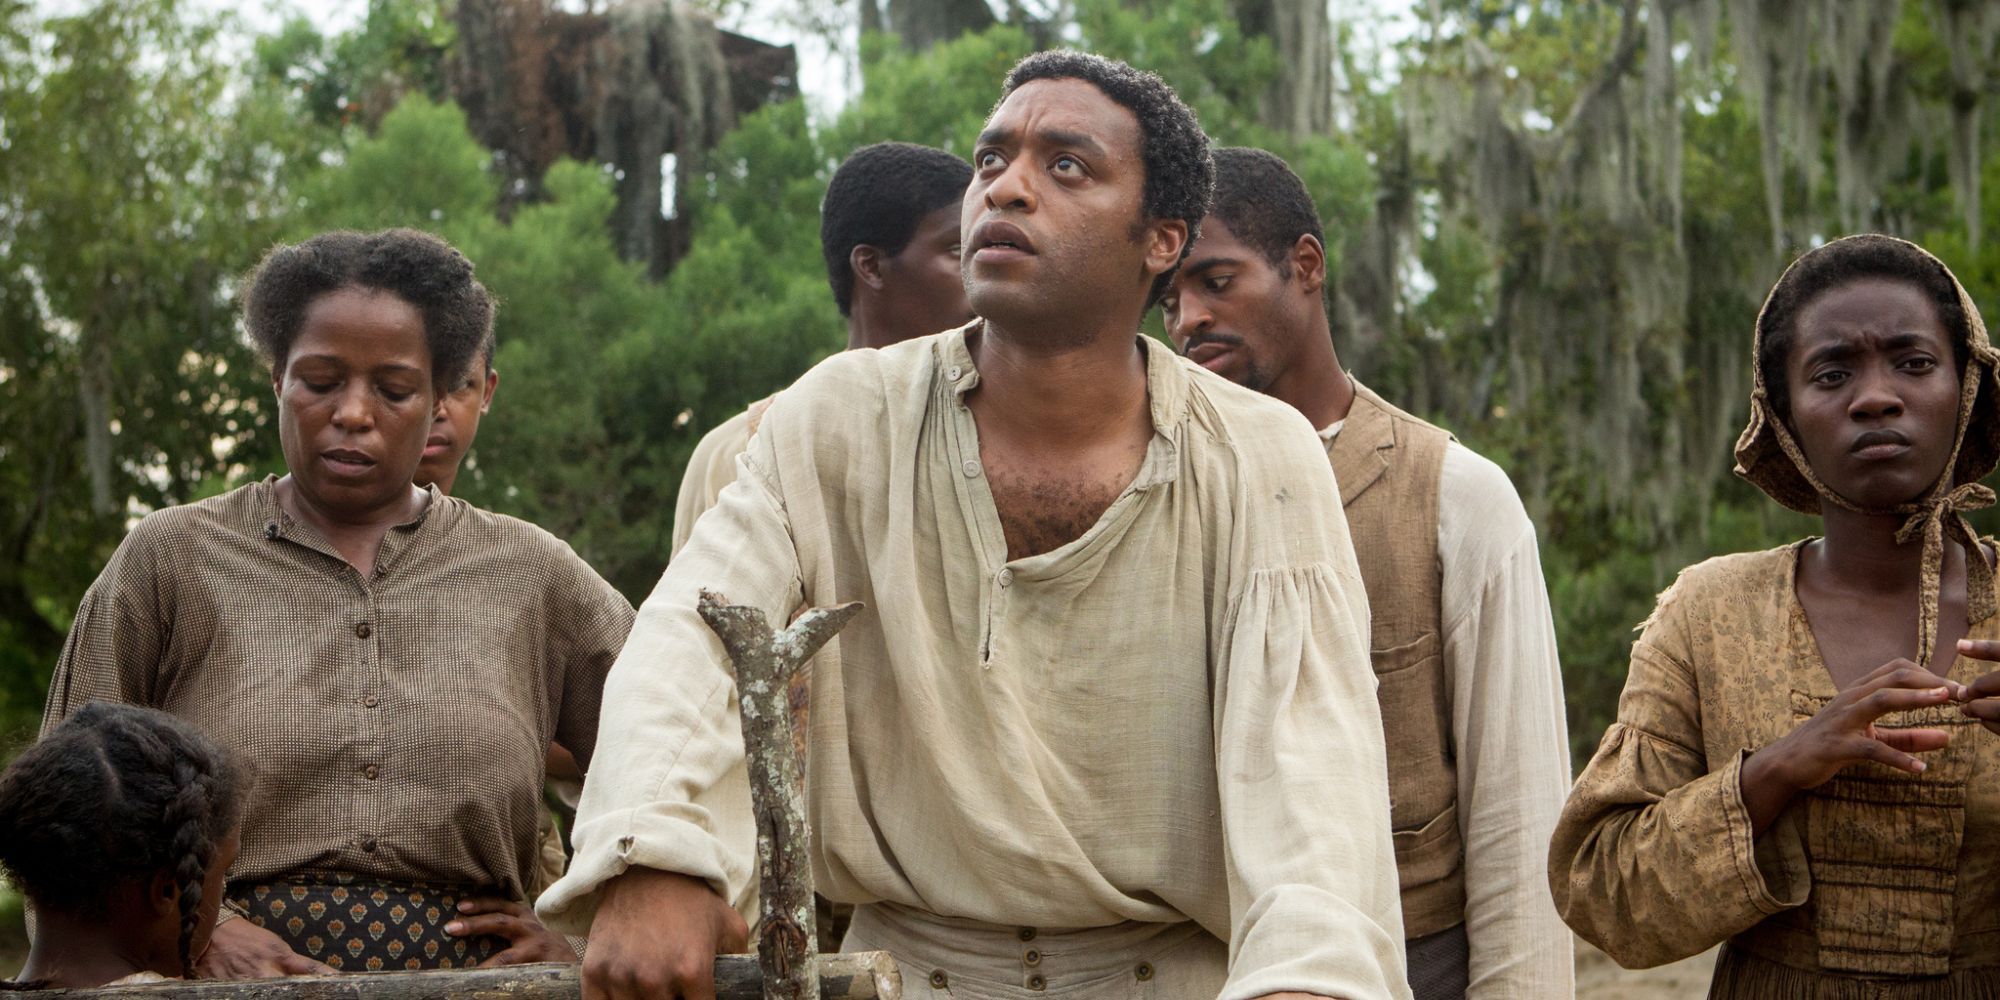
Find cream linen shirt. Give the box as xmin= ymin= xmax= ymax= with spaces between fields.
xmin=1319 ymin=423 xmax=1574 ymax=999
xmin=541 ymin=325 xmax=1412 ymax=1000
xmin=671 ymin=402 xmax=760 ymax=559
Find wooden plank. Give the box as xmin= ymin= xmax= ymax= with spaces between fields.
xmin=17 ymin=953 xmax=901 ymax=1000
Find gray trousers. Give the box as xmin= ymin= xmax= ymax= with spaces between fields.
xmin=1406 ymin=923 xmax=1471 ymax=1000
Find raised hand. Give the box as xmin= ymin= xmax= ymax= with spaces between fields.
xmin=1739 ymin=658 xmax=1960 ymax=834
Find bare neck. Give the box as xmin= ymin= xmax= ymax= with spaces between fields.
xmin=846 ymin=298 xmax=916 ymax=351
xmin=845 ymin=313 xmax=884 ymax=352
xmin=1811 ymin=504 xmax=1946 ymax=597
xmin=19 ymin=910 xmax=166 ymax=988
xmin=1265 ymin=310 xmax=1353 ymax=431
xmin=967 ymin=320 xmax=1150 ymax=446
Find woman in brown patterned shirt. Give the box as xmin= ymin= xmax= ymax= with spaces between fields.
xmin=1549 ymin=234 xmax=2000 ymax=997
xmin=43 ymin=230 xmax=634 ymax=977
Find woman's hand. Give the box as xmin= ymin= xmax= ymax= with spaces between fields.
xmin=1740 ymin=658 xmax=1959 ymax=834
xmin=196 ymin=914 xmax=337 ymax=978
xmin=449 ymin=896 xmax=580 ymax=966
xmin=1954 ymin=638 xmax=2000 ymax=734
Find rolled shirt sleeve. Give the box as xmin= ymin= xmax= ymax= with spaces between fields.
xmin=43 ymin=515 xmax=174 ymax=727
xmin=546 ymin=546 xmax=638 ymax=772
xmin=539 ymin=435 xmax=801 ymax=932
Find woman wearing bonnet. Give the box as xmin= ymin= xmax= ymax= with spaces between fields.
xmin=1550 ymin=234 xmax=2000 ymax=996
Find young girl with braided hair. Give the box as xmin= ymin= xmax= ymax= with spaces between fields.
xmin=1 ymin=702 xmax=247 ymax=988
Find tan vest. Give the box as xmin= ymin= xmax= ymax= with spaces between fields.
xmin=1327 ymin=381 xmax=1465 ymax=940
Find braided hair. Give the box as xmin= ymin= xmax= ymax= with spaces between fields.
xmin=0 ymin=703 xmax=248 ymax=978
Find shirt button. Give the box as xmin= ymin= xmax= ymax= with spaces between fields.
xmin=1017 ymin=927 xmax=1036 ymax=942
xmin=997 ymin=568 xmax=1014 ymax=588
xmin=1023 ymin=949 xmax=1041 ymax=966
xmin=355 ymin=622 xmax=373 ymax=639
xmin=1135 ymin=962 xmax=1154 ymax=982
xmin=363 ymin=765 xmax=379 ymax=781
xmin=962 ymin=459 xmax=981 ymax=478
xmin=1026 ymin=974 xmax=1046 ymax=991
xmin=947 ymin=365 xmax=963 ymax=381
xmin=358 ymin=836 xmax=378 ymax=853
xmin=929 ymin=971 xmax=948 ymax=989
xmin=362 ymin=694 xmax=378 ymax=708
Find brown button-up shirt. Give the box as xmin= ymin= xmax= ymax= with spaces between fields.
xmin=44 ymin=477 xmax=634 ymax=899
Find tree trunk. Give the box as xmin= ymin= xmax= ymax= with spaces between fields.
xmin=451 ymin=0 xmax=797 ymax=275
xmin=78 ymin=328 xmax=115 ymax=517
xmin=885 ymin=0 xmax=995 ymax=51
xmin=1231 ymin=0 xmax=1334 ymax=137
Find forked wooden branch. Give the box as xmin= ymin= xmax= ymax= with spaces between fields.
xmin=697 ymin=590 xmax=865 ymax=1000
xmin=12 ymin=954 xmax=901 ymax=1000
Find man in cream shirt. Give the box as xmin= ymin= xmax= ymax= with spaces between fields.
xmin=541 ymin=54 xmax=1411 ymax=1000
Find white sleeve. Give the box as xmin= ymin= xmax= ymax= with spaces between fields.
xmin=1438 ymin=443 xmax=1575 ymax=1000
xmin=537 ymin=433 xmax=805 ymax=933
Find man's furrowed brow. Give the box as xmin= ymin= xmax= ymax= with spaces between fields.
xmin=1039 ymin=128 xmax=1108 ymax=159
xmin=976 ymin=125 xmax=1111 ymax=160
xmin=1181 ymin=255 xmax=1246 ymax=278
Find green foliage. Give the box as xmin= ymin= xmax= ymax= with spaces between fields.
xmin=294 ymin=96 xmax=496 ymax=232
xmin=8 ymin=0 xmax=2000 ymax=773
xmin=253 ymin=0 xmax=454 ymax=130
xmin=0 ymin=0 xmax=299 ymax=735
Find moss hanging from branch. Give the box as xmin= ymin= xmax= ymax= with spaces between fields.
xmin=1932 ymin=0 xmax=2000 ymax=250
xmin=450 ymin=0 xmax=798 ymax=276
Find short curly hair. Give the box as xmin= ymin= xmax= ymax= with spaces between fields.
xmin=1758 ymin=234 xmax=1972 ymax=419
xmin=821 ymin=142 xmax=973 ymax=318
xmin=1209 ymin=147 xmax=1323 ymax=272
xmin=243 ymin=229 xmax=494 ymax=393
xmin=1000 ymin=50 xmax=1215 ymax=305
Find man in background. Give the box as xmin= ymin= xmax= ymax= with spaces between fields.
xmin=1162 ymin=146 xmax=1573 ymax=1000
xmin=670 ymin=141 xmax=974 ymax=555
xmin=409 ymin=338 xmax=582 ymax=902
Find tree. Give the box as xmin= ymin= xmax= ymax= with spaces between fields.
xmin=1382 ymin=0 xmax=2000 ymax=753
xmin=1229 ymin=0 xmax=1335 ymax=137
xmin=0 ymin=0 xmax=303 ymax=734
xmin=450 ymin=0 xmax=799 ymax=274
